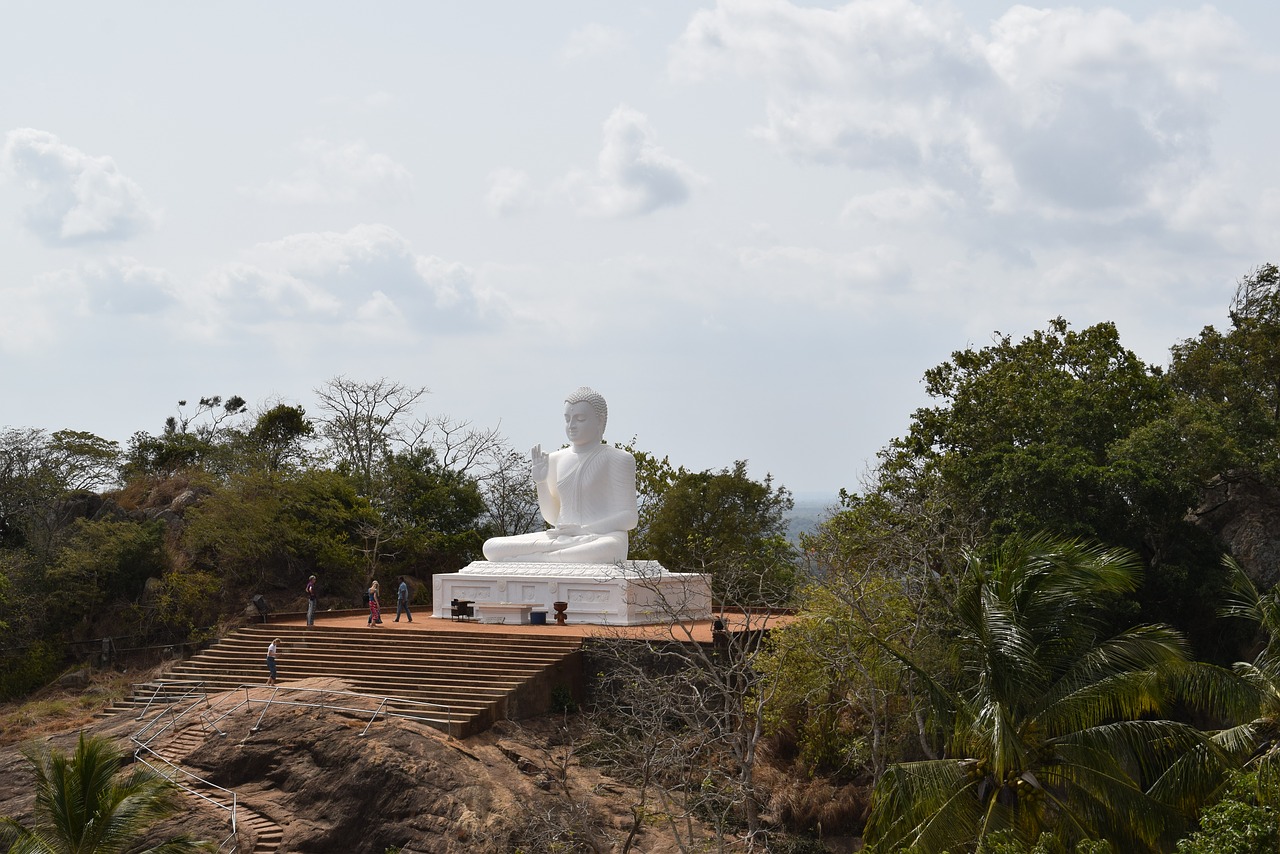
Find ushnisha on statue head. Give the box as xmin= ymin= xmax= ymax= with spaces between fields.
xmin=563 ymin=386 xmax=608 ymax=448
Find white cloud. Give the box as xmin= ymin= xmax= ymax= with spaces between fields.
xmin=670 ymin=0 xmax=1247 ymax=226
xmin=205 ymin=224 xmax=483 ymax=331
xmin=734 ymin=242 xmax=911 ymax=306
xmin=0 ymin=257 xmax=177 ymax=353
xmin=207 ymin=262 xmax=343 ymax=322
xmin=0 ymin=128 xmax=158 ymax=246
xmin=562 ymin=23 xmax=627 ymax=62
xmin=564 ymin=105 xmax=701 ymax=218
xmin=0 ymin=280 xmax=66 ymax=353
xmin=841 ymin=183 xmax=963 ymax=224
xmin=76 ymin=257 xmax=179 ymax=315
xmin=249 ymin=139 xmax=413 ymax=205
xmin=486 ymin=168 xmax=536 ymax=217
xmin=362 ymin=91 xmax=396 ymax=109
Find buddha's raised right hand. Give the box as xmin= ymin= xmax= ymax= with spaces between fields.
xmin=531 ymin=444 xmax=549 ymax=482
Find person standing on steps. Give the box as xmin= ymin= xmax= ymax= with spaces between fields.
xmin=305 ymin=575 xmax=317 ymax=627
xmin=394 ymin=576 xmax=413 ymax=622
xmin=266 ymin=638 xmax=280 ymax=685
xmin=367 ymin=580 xmax=381 ymax=626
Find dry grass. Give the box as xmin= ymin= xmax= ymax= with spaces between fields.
xmin=0 ymin=666 xmax=158 ymax=746
xmin=762 ymin=767 xmax=870 ymax=839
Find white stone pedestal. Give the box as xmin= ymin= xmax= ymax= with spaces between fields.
xmin=432 ymin=560 xmax=712 ymax=626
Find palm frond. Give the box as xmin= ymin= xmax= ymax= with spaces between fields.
xmin=865 ymin=759 xmax=983 ymax=853
xmin=8 ymin=731 xmax=212 ymax=854
xmin=1036 ymin=747 xmax=1170 ymax=852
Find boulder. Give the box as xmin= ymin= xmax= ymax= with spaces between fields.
xmin=1191 ymin=470 xmax=1280 ymax=588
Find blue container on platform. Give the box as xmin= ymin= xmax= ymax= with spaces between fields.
xmin=530 ymin=610 xmax=548 ymax=626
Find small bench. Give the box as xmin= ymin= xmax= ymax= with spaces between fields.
xmin=474 ymin=603 xmax=534 ymax=625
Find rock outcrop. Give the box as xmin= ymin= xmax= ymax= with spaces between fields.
xmin=1 ymin=681 xmax=700 ymax=854
xmin=1191 ymin=470 xmax=1280 ymax=588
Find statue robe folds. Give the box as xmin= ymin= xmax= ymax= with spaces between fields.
xmin=482 ymin=444 xmax=639 ymax=563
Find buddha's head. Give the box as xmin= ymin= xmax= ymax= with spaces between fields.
xmin=564 ymin=387 xmax=607 ymax=447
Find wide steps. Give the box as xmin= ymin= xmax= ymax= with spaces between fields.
xmin=115 ymin=623 xmax=584 ymax=737
xmin=162 ymin=669 xmax=528 ymax=697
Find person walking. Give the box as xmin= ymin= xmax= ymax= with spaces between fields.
xmin=394 ymin=576 xmax=413 ymax=622
xmin=305 ymin=575 xmax=317 ymax=627
xmin=266 ymin=638 xmax=280 ymax=686
xmin=367 ymin=580 xmax=381 ymax=626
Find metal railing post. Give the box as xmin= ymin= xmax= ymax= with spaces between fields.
xmin=361 ymin=698 xmax=389 ymax=736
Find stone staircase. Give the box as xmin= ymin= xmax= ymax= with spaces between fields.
xmin=112 ymin=623 xmax=584 ymax=851
xmin=111 ymin=624 xmax=585 ymax=738
xmin=135 ymin=713 xmax=284 ymax=853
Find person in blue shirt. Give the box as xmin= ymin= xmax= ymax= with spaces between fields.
xmin=395 ymin=576 xmax=413 ymax=623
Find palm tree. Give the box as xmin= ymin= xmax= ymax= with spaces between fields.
xmin=0 ymin=730 xmax=212 ymax=853
xmin=863 ymin=534 xmax=1208 ymax=853
xmin=1198 ymin=556 xmax=1280 ymax=790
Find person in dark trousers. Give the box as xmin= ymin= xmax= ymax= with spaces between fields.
xmin=395 ymin=576 xmax=413 ymax=622
xmin=305 ymin=575 xmax=317 ymax=627
xmin=266 ymin=638 xmax=280 ymax=686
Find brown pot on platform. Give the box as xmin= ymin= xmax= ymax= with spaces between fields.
xmin=552 ymin=601 xmax=568 ymax=625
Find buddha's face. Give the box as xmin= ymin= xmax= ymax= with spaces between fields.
xmin=564 ymin=401 xmax=604 ymax=447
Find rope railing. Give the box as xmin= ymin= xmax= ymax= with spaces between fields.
xmin=131 ymin=679 xmax=208 ymax=721
xmin=129 ymin=688 xmax=238 ymax=852
xmin=134 ymin=745 xmax=239 ymax=852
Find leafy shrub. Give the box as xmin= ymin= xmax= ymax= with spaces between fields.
xmin=551 ymin=684 xmax=578 ymax=714
xmin=984 ymin=831 xmax=1114 ymax=854
xmin=0 ymin=640 xmax=62 ymax=701
xmin=1176 ymin=773 xmax=1280 ymax=854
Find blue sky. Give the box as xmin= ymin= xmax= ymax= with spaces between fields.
xmin=2 ymin=1 xmax=1277 ymax=496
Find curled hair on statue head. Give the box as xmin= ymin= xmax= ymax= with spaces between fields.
xmin=564 ymin=387 xmax=608 ymax=433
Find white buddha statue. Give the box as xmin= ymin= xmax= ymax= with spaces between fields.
xmin=482 ymin=387 xmax=638 ymax=563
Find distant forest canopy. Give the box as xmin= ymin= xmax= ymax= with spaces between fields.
xmin=2 ymin=267 xmax=1280 ymax=647
xmin=0 ymin=376 xmax=797 ymax=694
xmin=2 ymin=262 xmax=1279 ymax=682
xmin=6 ymin=265 xmax=1280 ymax=852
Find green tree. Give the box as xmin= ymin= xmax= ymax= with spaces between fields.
xmin=640 ymin=460 xmax=797 ymax=605
xmin=1170 ymin=264 xmax=1280 ymax=481
xmin=121 ymin=397 xmax=248 ymax=481
xmin=0 ymin=730 xmax=212 ymax=853
xmin=1193 ymin=556 xmax=1280 ymax=792
xmin=45 ymin=518 xmax=166 ymax=631
xmin=758 ymin=577 xmax=925 ymax=781
xmin=1175 ymin=772 xmax=1280 ymax=854
xmin=121 ymin=430 xmax=214 ymax=481
xmin=619 ymin=441 xmax=689 ymax=554
xmin=182 ymin=469 xmax=374 ymax=594
xmin=985 ymin=831 xmax=1114 ymax=854
xmin=879 ymin=316 xmax=1232 ymax=656
xmin=905 ymin=318 xmax=1170 ymax=546
xmin=864 ymin=535 xmax=1205 ymax=853
xmin=245 ymin=403 xmax=314 ymax=472
xmin=1 ymin=428 xmax=120 ymax=554
xmin=376 ymin=447 xmax=487 ymax=576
